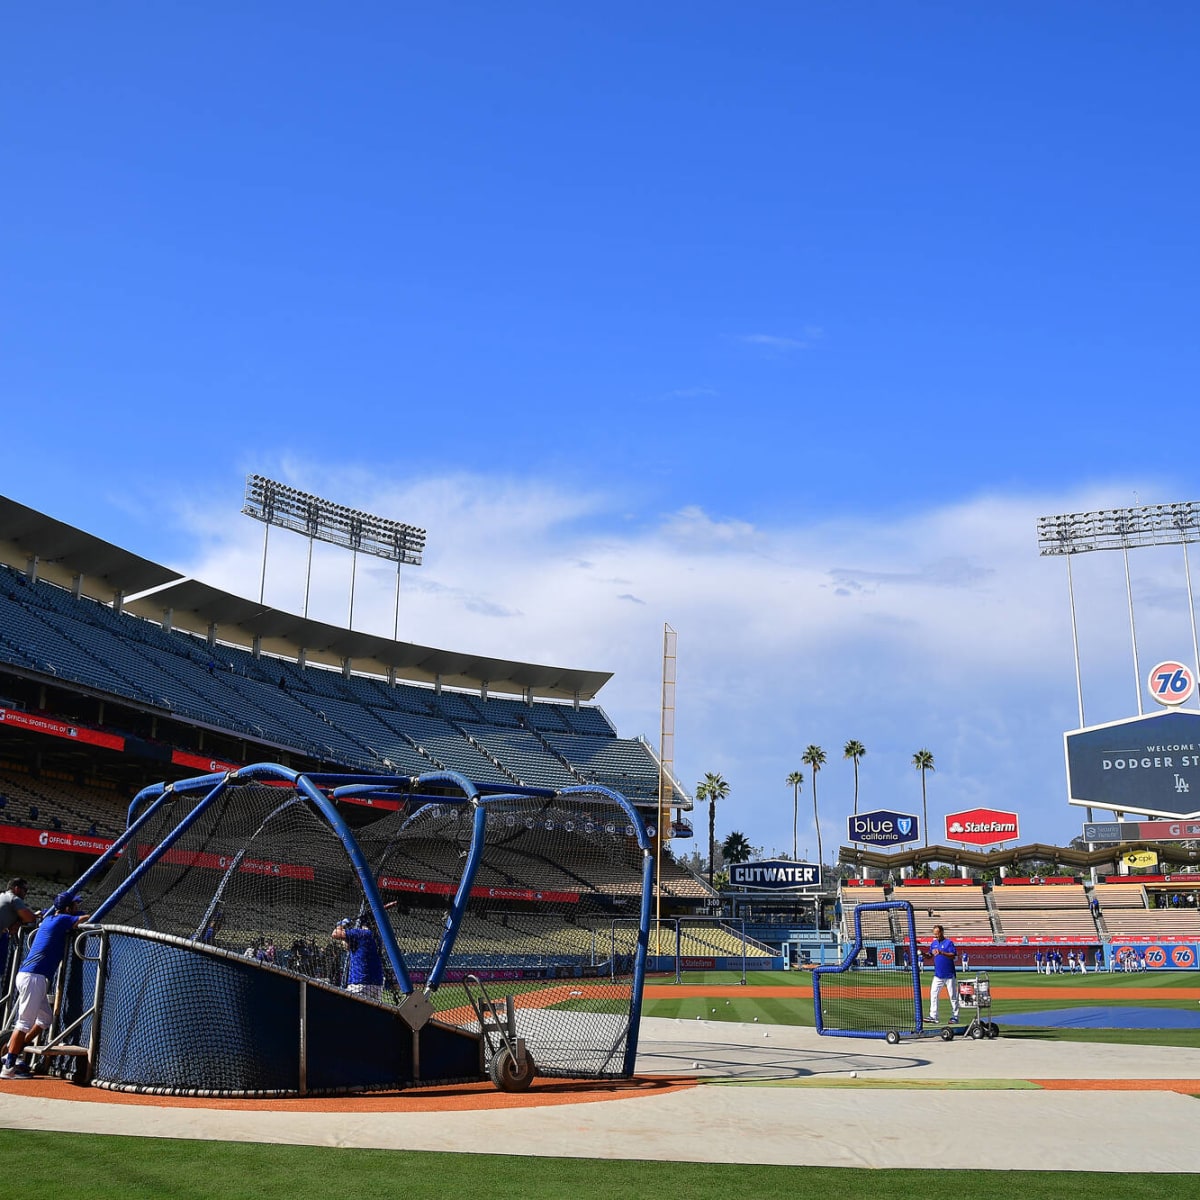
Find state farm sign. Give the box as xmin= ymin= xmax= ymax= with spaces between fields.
xmin=944 ymin=807 xmax=1019 ymax=846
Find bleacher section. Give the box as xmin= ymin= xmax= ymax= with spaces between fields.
xmin=0 ymin=563 xmax=672 ymax=807
xmin=1094 ymin=883 xmax=1200 ymax=941
xmin=900 ymin=885 xmax=995 ymax=943
xmin=840 ymin=886 xmax=887 ymax=938
xmin=839 ymin=879 xmax=1157 ymax=948
xmin=658 ymin=858 xmax=716 ymax=900
xmin=1104 ymin=907 xmax=1200 ymax=940
xmin=1092 ymin=883 xmax=1149 ymax=912
xmin=990 ymin=883 xmax=1097 ymax=942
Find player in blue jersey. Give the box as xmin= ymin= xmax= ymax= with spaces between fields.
xmin=927 ymin=924 xmax=959 ymax=1025
xmin=332 ymin=913 xmax=385 ymax=1001
xmin=2 ymin=892 xmax=89 ymax=1080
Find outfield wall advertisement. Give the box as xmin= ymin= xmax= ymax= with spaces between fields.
xmin=1109 ymin=943 xmax=1200 ymax=970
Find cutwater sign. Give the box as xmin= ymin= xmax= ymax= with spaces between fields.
xmin=729 ymin=859 xmax=821 ymax=889
xmin=848 ymin=809 xmax=920 ymax=846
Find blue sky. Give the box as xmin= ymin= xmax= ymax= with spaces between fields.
xmin=3 ymin=5 xmax=1200 ymax=856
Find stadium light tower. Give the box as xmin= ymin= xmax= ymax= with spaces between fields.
xmin=1037 ymin=501 xmax=1200 ymax=725
xmin=242 ymin=475 xmax=426 ymax=635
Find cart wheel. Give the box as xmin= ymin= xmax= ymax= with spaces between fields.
xmin=886 ymin=1030 xmax=900 ymax=1045
xmin=488 ymin=1047 xmax=537 ymax=1093
xmin=940 ymin=1026 xmax=955 ymax=1042
xmin=987 ymin=1023 xmax=1000 ymax=1039
xmin=970 ymin=1026 xmax=985 ymax=1040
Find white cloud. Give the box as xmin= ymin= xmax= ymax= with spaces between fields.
xmin=172 ymin=473 xmax=1199 ymax=857
xmin=740 ymin=327 xmax=825 ymax=353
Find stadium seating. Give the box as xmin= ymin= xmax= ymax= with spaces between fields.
xmin=0 ymin=563 xmax=668 ymax=806
xmin=1093 ymin=882 xmax=1200 ymax=940
xmin=898 ymin=885 xmax=996 ymax=942
xmin=0 ymin=768 xmax=126 ymax=838
xmin=1092 ymin=882 xmax=1150 ymax=910
xmin=990 ymin=883 xmax=1097 ymax=942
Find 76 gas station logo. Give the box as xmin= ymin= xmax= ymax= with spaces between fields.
xmin=1149 ymin=661 xmax=1196 ymax=707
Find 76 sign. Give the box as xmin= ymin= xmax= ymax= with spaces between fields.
xmin=1148 ymin=661 xmax=1196 ymax=707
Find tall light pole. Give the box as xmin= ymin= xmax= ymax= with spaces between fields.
xmin=243 ymin=475 xmax=425 ymax=639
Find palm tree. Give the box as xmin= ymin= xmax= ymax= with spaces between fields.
xmin=843 ymin=740 xmax=866 ymax=817
xmin=801 ymin=745 xmax=827 ymax=867
xmin=785 ymin=770 xmax=804 ymax=859
xmin=721 ymin=830 xmax=753 ymax=864
xmin=695 ymin=772 xmax=730 ymax=888
xmin=912 ymin=749 xmax=935 ymax=846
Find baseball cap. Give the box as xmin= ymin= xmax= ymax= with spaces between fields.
xmin=54 ymin=891 xmax=82 ymax=910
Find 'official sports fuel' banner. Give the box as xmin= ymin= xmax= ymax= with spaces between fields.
xmin=0 ymin=823 xmax=114 ymax=857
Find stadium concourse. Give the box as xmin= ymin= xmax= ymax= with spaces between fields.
xmin=2 ymin=1017 xmax=1200 ymax=1171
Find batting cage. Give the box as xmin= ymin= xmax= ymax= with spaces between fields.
xmin=812 ymin=900 xmax=923 ymax=1042
xmin=38 ymin=764 xmax=652 ymax=1096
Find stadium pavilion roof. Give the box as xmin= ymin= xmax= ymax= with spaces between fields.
xmin=0 ymin=495 xmax=613 ymax=702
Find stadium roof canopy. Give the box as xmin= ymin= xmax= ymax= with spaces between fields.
xmin=0 ymin=495 xmax=612 ymax=702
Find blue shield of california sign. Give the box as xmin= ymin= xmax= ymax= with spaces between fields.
xmin=847 ymin=809 xmax=921 ymax=846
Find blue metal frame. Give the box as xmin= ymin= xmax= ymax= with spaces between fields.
xmin=812 ymin=900 xmax=923 ymax=1040
xmin=90 ymin=774 xmax=233 ymax=923
xmin=66 ymin=764 xmax=653 ymax=1071
xmin=65 ymin=776 xmax=218 ymax=908
xmin=413 ymin=781 xmax=652 ymax=1074
xmin=426 ymin=798 xmax=487 ymax=990
xmin=85 ymin=764 xmax=419 ymax=993
xmin=291 ymin=770 xmax=416 ymax=995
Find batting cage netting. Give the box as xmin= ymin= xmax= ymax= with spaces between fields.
xmin=41 ymin=765 xmax=652 ymax=1096
xmin=357 ymin=786 xmax=654 ymax=1080
xmin=812 ymin=900 xmax=923 ymax=1040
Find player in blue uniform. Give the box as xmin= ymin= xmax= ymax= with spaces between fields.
xmin=332 ymin=914 xmax=385 ymax=1001
xmin=927 ymin=924 xmax=959 ymax=1025
xmin=2 ymin=892 xmax=89 ymax=1080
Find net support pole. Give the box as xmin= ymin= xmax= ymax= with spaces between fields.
xmin=293 ymin=770 xmax=414 ymax=995
xmin=1122 ymin=541 xmax=1144 ymax=716
xmin=85 ymin=931 xmax=109 ymax=1086
xmin=89 ymin=775 xmax=234 ymax=923
xmin=66 ymin=778 xmax=220 ymax=904
xmin=554 ymin=784 xmax=653 ymax=1076
xmin=625 ymin=842 xmax=655 ymax=1076
xmin=426 ymin=798 xmax=489 ymax=991
xmin=258 ymin=522 xmax=270 ymax=604
xmin=298 ymin=980 xmax=308 ymax=1097
xmin=1183 ymin=538 xmax=1200 ymax=712
xmin=388 ymin=770 xmax=484 ymax=992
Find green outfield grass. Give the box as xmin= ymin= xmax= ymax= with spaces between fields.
xmin=637 ymin=967 xmax=1200 ymax=1047
xmin=0 ymin=1132 xmax=1195 ymax=1200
